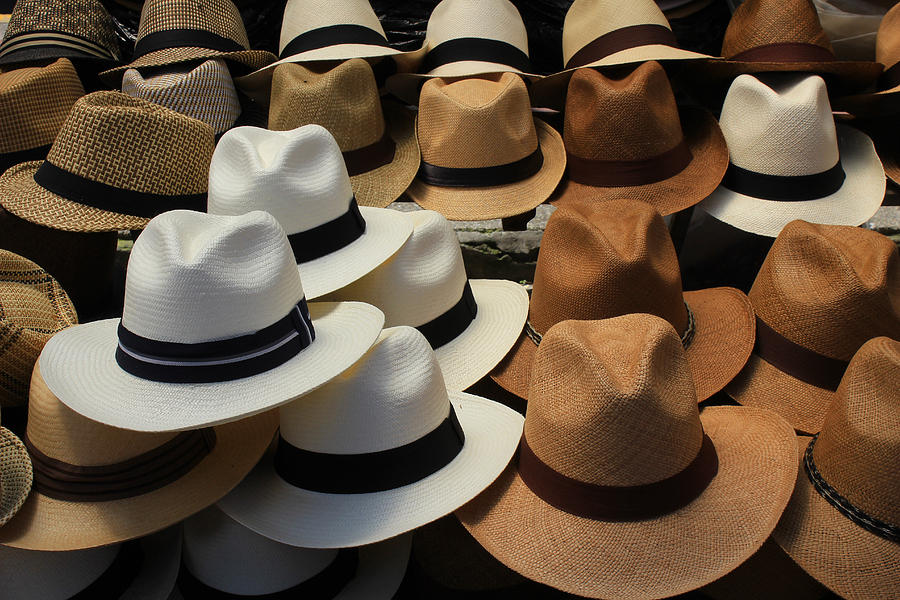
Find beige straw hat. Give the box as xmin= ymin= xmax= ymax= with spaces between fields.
xmin=406 ymin=73 xmax=566 ymax=221
xmin=218 ymin=326 xmax=524 ymax=549
xmin=727 ymin=220 xmax=900 ymax=435
xmin=492 ymin=199 xmax=755 ymax=403
xmin=0 ymin=91 xmax=216 ymax=233
xmin=0 ymin=405 xmax=32 ymax=528
xmin=772 ymin=336 xmax=900 ymax=600
xmin=322 ymin=210 xmax=529 ymax=392
xmin=552 ymin=61 xmax=729 ymax=216
xmin=699 ymin=74 xmax=885 ymax=238
xmin=459 ymin=314 xmax=798 ymax=599
xmin=267 ymin=60 xmax=419 ymax=208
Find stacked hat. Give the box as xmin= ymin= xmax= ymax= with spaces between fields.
xmin=0 ymin=404 xmax=32 ymax=528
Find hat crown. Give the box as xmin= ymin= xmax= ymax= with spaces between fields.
xmin=876 ymin=3 xmax=900 ymax=69
xmin=280 ymin=326 xmax=451 ymax=454
xmin=525 ymin=315 xmax=703 ymax=486
xmin=1 ymin=0 xmax=120 ymax=59
xmin=417 ymin=73 xmax=539 ymax=169
xmin=813 ymin=337 xmax=900 ymax=525
xmin=208 ymin=124 xmax=355 ymax=236
xmin=720 ymin=75 xmax=839 ymax=177
xmin=530 ymin=200 xmax=687 ymax=337
xmin=426 ymin=0 xmax=528 ymax=51
xmin=122 ymin=210 xmax=304 ymax=344
xmin=279 ymin=0 xmax=387 ymax=55
xmin=564 ymin=61 xmax=684 ymax=161
xmin=138 ymin=0 xmax=251 ymax=49
xmin=750 ymin=220 xmax=900 ymax=360
xmin=721 ymin=0 xmax=833 ymax=58
xmin=562 ymin=0 xmax=671 ymax=65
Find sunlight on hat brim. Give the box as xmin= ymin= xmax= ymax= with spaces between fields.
xmin=0 ymin=427 xmax=31 ymax=527
xmin=386 ymin=65 xmax=542 ymax=106
xmin=99 ymin=47 xmax=276 ymax=84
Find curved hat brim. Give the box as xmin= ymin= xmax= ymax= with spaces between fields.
xmin=833 ymin=86 xmax=900 ymax=119
xmin=99 ymin=47 xmax=277 ymax=85
xmin=691 ymin=59 xmax=884 ymax=94
xmin=386 ymin=66 xmax=543 ymax=106
xmin=335 ymin=534 xmax=412 ymax=600
xmin=0 ymin=47 xmax=119 ymax=68
xmin=0 ymin=426 xmax=32 ymax=527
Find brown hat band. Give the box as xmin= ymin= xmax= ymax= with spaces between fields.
xmin=73 ymin=541 xmax=145 ymax=600
xmin=755 ymin=317 xmax=848 ymax=391
xmin=730 ymin=42 xmax=835 ymax=63
xmin=420 ymin=38 xmax=533 ymax=74
xmin=416 ymin=280 xmax=478 ymax=349
xmin=879 ymin=62 xmax=900 ymax=90
xmin=723 ymin=160 xmax=845 ymax=201
xmin=0 ymin=30 xmax=117 ymax=60
xmin=280 ymin=24 xmax=391 ymax=60
xmin=132 ymin=29 xmax=245 ymax=61
xmin=566 ymin=138 xmax=692 ymax=187
xmin=417 ymin=146 xmax=543 ymax=187
xmin=341 ymin=130 xmax=396 ymax=177
xmin=517 ymin=433 xmax=719 ymax=521
xmin=0 ymin=144 xmax=51 ymax=174
xmin=288 ymin=200 xmax=366 ymax=263
xmin=565 ymin=24 xmax=678 ymax=70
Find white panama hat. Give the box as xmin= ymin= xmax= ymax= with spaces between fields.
xmin=218 ymin=326 xmax=524 ymax=549
xmin=38 ymin=209 xmax=384 ymax=432
xmin=322 ymin=210 xmax=529 ymax=391
xmin=181 ymin=505 xmax=411 ymax=599
xmin=699 ymin=74 xmax=885 ymax=238
xmin=208 ymin=124 xmax=413 ymax=299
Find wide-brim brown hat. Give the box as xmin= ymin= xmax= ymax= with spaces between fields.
xmin=0 ymin=406 xmax=32 ymax=527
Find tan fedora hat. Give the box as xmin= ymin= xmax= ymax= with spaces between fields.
xmin=268 ymin=59 xmax=419 ymax=208
xmin=0 ymin=250 xmax=78 ymax=408
xmin=772 ymin=336 xmax=900 ymax=600
xmin=459 ymin=314 xmax=798 ymax=599
xmin=727 ymin=220 xmax=900 ymax=435
xmin=406 ymin=73 xmax=566 ymax=221
xmin=0 ymin=58 xmax=84 ymax=174
xmin=492 ymin=199 xmax=755 ymax=403
xmin=552 ymin=61 xmax=729 ymax=216
xmin=0 ymin=405 xmax=32 ymax=528
xmin=0 ymin=91 xmax=215 ymax=233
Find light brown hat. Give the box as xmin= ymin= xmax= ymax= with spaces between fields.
xmin=492 ymin=199 xmax=755 ymax=403
xmin=0 ymin=58 xmax=84 ymax=174
xmin=0 ymin=91 xmax=215 ymax=232
xmin=727 ymin=220 xmax=900 ymax=435
xmin=268 ymin=59 xmax=419 ymax=208
xmin=772 ymin=336 xmax=900 ymax=600
xmin=458 ymin=314 xmax=798 ymax=599
xmin=552 ymin=61 xmax=729 ymax=216
xmin=0 ymin=405 xmax=32 ymax=528
xmin=406 ymin=73 xmax=566 ymax=221
xmin=0 ymin=363 xmax=278 ymax=551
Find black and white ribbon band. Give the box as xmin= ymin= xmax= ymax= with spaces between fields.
xmin=287 ymin=198 xmax=367 ymax=264
xmin=722 ymin=161 xmax=846 ymax=201
xmin=416 ymin=280 xmax=478 ymax=349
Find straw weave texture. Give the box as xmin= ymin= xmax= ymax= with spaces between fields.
xmin=0 ymin=0 xmax=120 ymax=60
xmin=0 ymin=427 xmax=32 ymax=527
xmin=424 ymin=0 xmax=529 ymax=60
xmin=876 ymin=4 xmax=900 ymax=71
xmin=137 ymin=0 xmax=250 ymax=48
xmin=721 ymin=0 xmax=833 ymax=58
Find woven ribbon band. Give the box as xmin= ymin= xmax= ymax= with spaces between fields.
xmin=755 ymin=317 xmax=848 ymax=391
xmin=566 ymin=138 xmax=692 ymax=187
xmin=280 ymin=24 xmax=391 ymax=59
xmin=287 ymin=199 xmax=366 ymax=263
xmin=416 ymin=280 xmax=478 ymax=349
xmin=71 ymin=541 xmax=145 ymax=600
xmin=565 ymin=24 xmax=678 ymax=69
xmin=722 ymin=161 xmax=845 ymax=201
xmin=0 ymin=30 xmax=117 ymax=60
xmin=132 ymin=29 xmax=244 ymax=60
xmin=418 ymin=146 xmax=543 ymax=188
xmin=342 ymin=130 xmax=396 ymax=177
xmin=420 ymin=37 xmax=533 ymax=74
xmin=730 ymin=42 xmax=835 ymax=63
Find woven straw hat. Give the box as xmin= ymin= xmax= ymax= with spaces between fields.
xmin=406 ymin=73 xmax=566 ymax=221
xmin=772 ymin=336 xmax=900 ymax=600
xmin=181 ymin=505 xmax=411 ymax=598
xmin=0 ymin=250 xmax=77 ymax=408
xmin=207 ymin=124 xmax=413 ymax=299
xmin=699 ymin=74 xmax=885 ymax=238
xmin=218 ymin=326 xmax=524 ymax=548
xmin=36 ymin=210 xmax=384 ymax=432
xmin=552 ymin=62 xmax=729 ymax=216
xmin=0 ymin=405 xmax=32 ymax=528
xmin=459 ymin=314 xmax=798 ymax=599
xmin=727 ymin=220 xmax=900 ymax=435
xmin=0 ymin=58 xmax=84 ymax=174
xmin=492 ymin=199 xmax=755 ymax=403
xmin=267 ymin=60 xmax=419 ymax=208
xmin=0 ymin=0 xmax=120 ymax=67
xmin=0 ymin=91 xmax=216 ymax=233
xmin=322 ymin=210 xmax=529 ymax=391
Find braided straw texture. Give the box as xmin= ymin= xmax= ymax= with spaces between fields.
xmin=279 ymin=0 xmax=387 ymax=54
xmin=424 ymin=0 xmax=529 ymax=58
xmin=138 ymin=0 xmax=250 ymax=47
xmin=0 ymin=426 xmax=32 ymax=527
xmin=0 ymin=0 xmax=120 ymax=59
xmin=721 ymin=0 xmax=833 ymax=58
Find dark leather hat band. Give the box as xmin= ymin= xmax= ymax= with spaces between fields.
xmin=565 ymin=24 xmax=678 ymax=69
xmin=755 ymin=317 xmax=848 ymax=391
xmin=417 ymin=146 xmax=543 ymax=188
xmin=730 ymin=42 xmax=835 ymax=63
xmin=566 ymin=138 xmax=692 ymax=187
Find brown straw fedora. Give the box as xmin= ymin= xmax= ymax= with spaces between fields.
xmin=727 ymin=220 xmax=900 ymax=435
xmin=551 ymin=61 xmax=729 ymax=216
xmin=0 ymin=58 xmax=84 ymax=174
xmin=0 ymin=250 xmax=78 ymax=408
xmin=0 ymin=405 xmax=32 ymax=528
xmin=0 ymin=91 xmax=216 ymax=232
xmin=406 ymin=73 xmax=566 ymax=221
xmin=268 ymin=59 xmax=419 ymax=209
xmin=459 ymin=314 xmax=798 ymax=599
xmin=0 ymin=363 xmax=278 ymax=551
xmin=772 ymin=336 xmax=900 ymax=600
xmin=491 ymin=199 xmax=755 ymax=403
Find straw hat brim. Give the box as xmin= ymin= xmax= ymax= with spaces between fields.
xmin=690 ymin=59 xmax=883 ymax=94
xmin=551 ymin=107 xmax=729 ymax=216
xmin=772 ymin=436 xmax=900 ymax=600
xmin=217 ymin=392 xmax=524 ymax=549
xmin=699 ymin=124 xmax=886 ymax=237
xmin=335 ymin=534 xmax=412 ymax=600
xmin=456 ymin=406 xmax=798 ymax=600
xmin=386 ymin=67 xmax=542 ymax=106
xmin=299 ymin=208 xmax=413 ymax=299
xmin=37 ymin=301 xmax=385 ymax=432
xmin=833 ymin=86 xmax=900 ymax=118
xmin=873 ymin=130 xmax=900 ymax=186
xmin=350 ymin=103 xmax=420 ymax=209
xmin=406 ymin=120 xmax=566 ymax=221
xmin=0 ymin=47 xmax=118 ymax=68
xmin=99 ymin=47 xmax=277 ymax=84
xmin=0 ymin=427 xmax=32 ymax=527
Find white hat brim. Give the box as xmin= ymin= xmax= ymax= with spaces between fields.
xmin=217 ymin=392 xmax=524 ymax=549
xmin=38 ymin=301 xmax=385 ymax=432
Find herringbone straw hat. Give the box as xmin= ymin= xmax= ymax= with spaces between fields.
xmin=207 ymin=124 xmax=413 ymax=299
xmin=322 ymin=210 xmax=529 ymax=392
xmin=553 ymin=62 xmax=729 ymax=216
xmin=727 ymin=220 xmax=900 ymax=435
xmin=0 ymin=250 xmax=77 ymax=408
xmin=699 ymin=74 xmax=885 ymax=238
xmin=268 ymin=60 xmax=419 ymax=208
xmin=0 ymin=91 xmax=216 ymax=232
xmin=406 ymin=73 xmax=566 ymax=221
xmin=458 ymin=315 xmax=798 ymax=599
xmin=0 ymin=58 xmax=84 ymax=174
xmin=0 ymin=405 xmax=32 ymax=528
xmin=772 ymin=336 xmax=900 ymax=600
xmin=492 ymin=199 xmax=755 ymax=403
xmin=218 ymin=326 xmax=524 ymax=549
